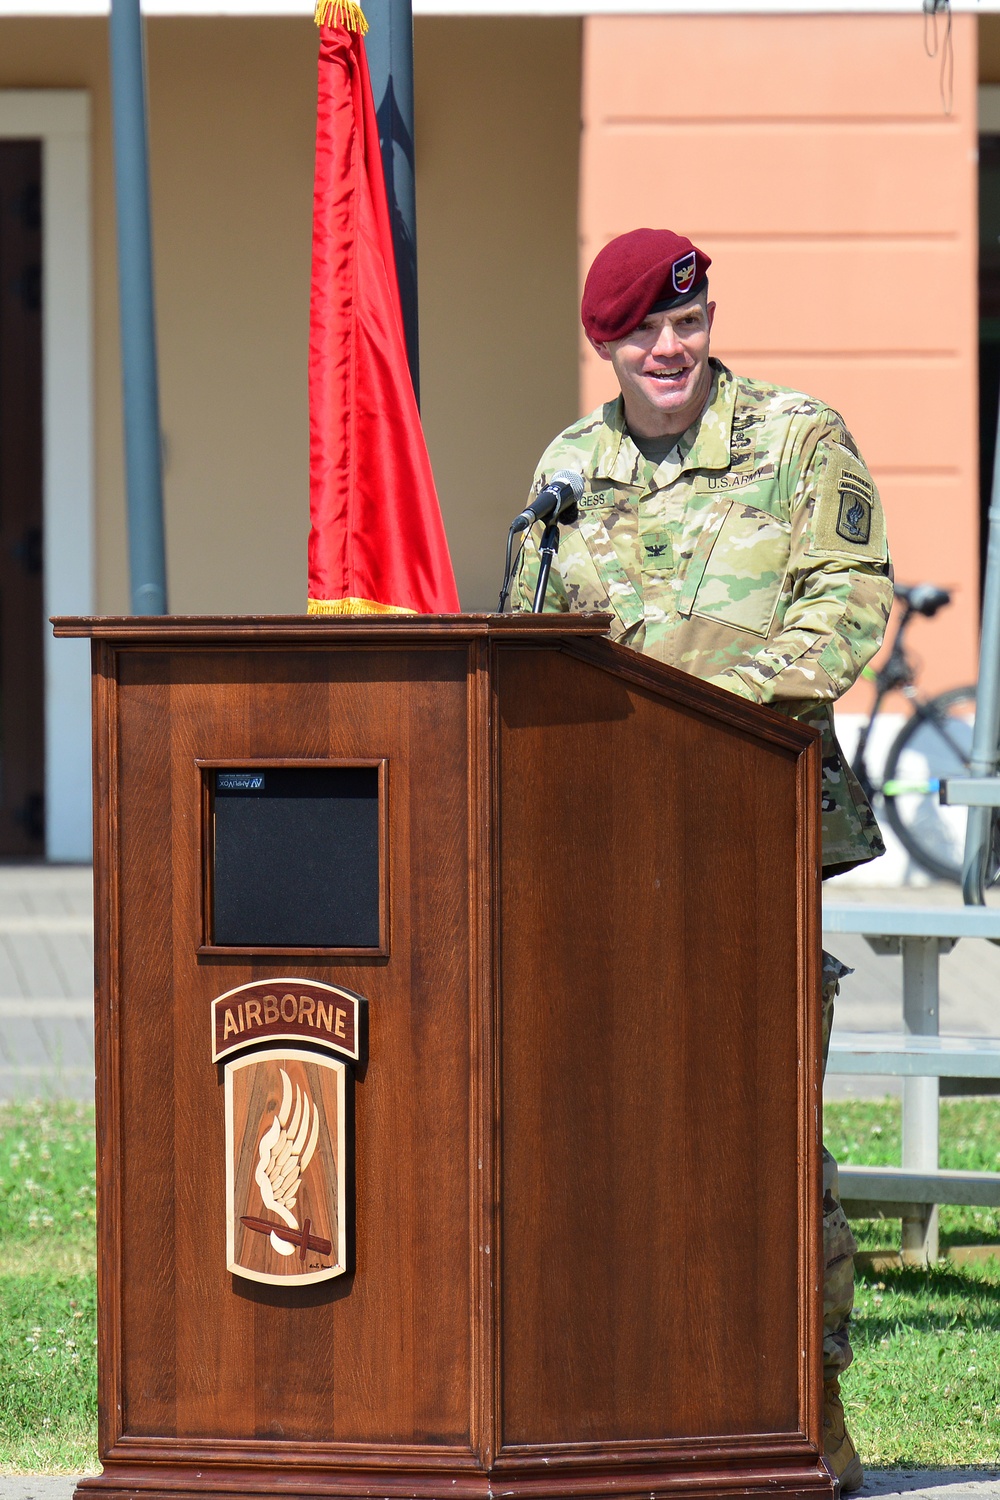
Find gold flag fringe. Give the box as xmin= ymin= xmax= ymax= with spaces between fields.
xmin=308 ymin=596 xmax=413 ymax=616
xmin=314 ymin=0 xmax=369 ymax=32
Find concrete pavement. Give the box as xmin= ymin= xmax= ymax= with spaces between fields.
xmin=823 ymin=879 xmax=1000 ymax=1102
xmin=0 ymin=865 xmax=997 ymax=1107
xmin=0 ymin=864 xmax=92 ymax=1102
xmin=2 ymin=1472 xmax=999 ymax=1498
xmin=860 ymin=1475 xmax=1000 ymax=1498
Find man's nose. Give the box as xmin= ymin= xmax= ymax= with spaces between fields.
xmin=650 ymin=323 xmax=682 ymax=359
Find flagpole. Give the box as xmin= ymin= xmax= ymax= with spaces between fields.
xmin=365 ymin=0 xmax=420 ymax=401
xmin=109 ymin=0 xmax=169 ymax=615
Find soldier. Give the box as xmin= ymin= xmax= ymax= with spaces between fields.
xmin=511 ymin=228 xmax=893 ymax=1494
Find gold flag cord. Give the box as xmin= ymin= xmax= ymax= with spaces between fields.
xmin=307 ymin=596 xmax=414 ymax=616
xmin=314 ymin=0 xmax=369 ymax=32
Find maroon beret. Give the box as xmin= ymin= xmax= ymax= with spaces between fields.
xmin=582 ymin=229 xmax=712 ymax=343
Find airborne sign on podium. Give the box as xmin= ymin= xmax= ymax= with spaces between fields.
xmin=211 ymin=979 xmax=361 ymax=1287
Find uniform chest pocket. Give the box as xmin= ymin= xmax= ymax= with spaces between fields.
xmin=679 ymin=500 xmax=790 ymax=637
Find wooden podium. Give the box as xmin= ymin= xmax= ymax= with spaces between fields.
xmin=53 ymin=614 xmax=830 ymax=1500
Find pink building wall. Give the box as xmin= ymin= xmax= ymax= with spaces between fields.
xmin=579 ymin=13 xmax=979 ymax=707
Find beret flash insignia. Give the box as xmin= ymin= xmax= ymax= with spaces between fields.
xmin=671 ymin=251 xmax=696 ymax=295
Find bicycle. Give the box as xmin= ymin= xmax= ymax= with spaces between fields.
xmin=850 ymin=582 xmax=1000 ymax=885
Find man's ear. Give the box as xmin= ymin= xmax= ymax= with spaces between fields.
xmin=586 ymin=333 xmax=614 ymax=363
xmin=706 ymin=301 xmax=716 ymax=334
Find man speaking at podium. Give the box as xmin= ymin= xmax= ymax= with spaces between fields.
xmin=511 ymin=228 xmax=893 ymax=1493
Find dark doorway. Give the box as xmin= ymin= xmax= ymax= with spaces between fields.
xmin=0 ymin=142 xmax=44 ymax=856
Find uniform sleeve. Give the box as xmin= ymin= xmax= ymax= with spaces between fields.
xmin=707 ymin=420 xmax=893 ymax=705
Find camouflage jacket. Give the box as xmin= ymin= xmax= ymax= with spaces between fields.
xmin=511 ymin=360 xmax=893 ymax=875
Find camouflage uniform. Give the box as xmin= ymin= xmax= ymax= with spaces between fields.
xmin=513 ymin=359 xmax=892 ymax=1379
xmin=822 ymin=952 xmax=857 ymax=1380
xmin=512 ymin=360 xmax=891 ymax=875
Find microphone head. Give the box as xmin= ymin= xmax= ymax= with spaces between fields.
xmin=551 ymin=469 xmax=585 ymax=501
xmin=510 ymin=469 xmax=585 ymax=534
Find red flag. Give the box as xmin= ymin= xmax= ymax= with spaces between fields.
xmin=308 ymin=6 xmax=460 ymax=616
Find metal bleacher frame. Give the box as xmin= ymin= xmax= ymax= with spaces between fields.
xmin=824 ymin=903 xmax=1000 ymax=1264
xmin=821 ymin=471 xmax=1000 ymax=1263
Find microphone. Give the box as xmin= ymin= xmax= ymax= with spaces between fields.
xmin=511 ymin=470 xmax=584 ymax=533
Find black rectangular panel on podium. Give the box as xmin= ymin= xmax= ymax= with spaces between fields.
xmin=211 ymin=764 xmax=381 ymax=947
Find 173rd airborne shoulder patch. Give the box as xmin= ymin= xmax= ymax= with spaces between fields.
xmin=212 ymin=979 xmax=363 ymax=1287
xmin=809 ymin=446 xmax=887 ymax=563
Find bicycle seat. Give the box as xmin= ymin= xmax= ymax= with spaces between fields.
xmin=897 ymin=583 xmax=952 ymax=616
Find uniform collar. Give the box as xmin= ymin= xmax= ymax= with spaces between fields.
xmin=676 ymin=361 xmax=736 ymax=473
xmin=603 ymin=359 xmax=736 ymax=483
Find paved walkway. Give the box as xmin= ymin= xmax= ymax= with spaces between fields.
xmin=2 ymin=1471 xmax=999 ymax=1498
xmin=860 ymin=1476 xmax=1000 ymax=1498
xmin=0 ymin=864 xmax=92 ymax=1101
xmin=1 ymin=864 xmax=995 ymax=1106
xmin=823 ymin=880 xmax=1000 ymax=1101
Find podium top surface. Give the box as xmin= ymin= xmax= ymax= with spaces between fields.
xmin=52 ymin=610 xmax=818 ymax=753
xmin=51 ymin=612 xmax=614 ymax=643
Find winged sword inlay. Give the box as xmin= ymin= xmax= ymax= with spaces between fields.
xmin=224 ymin=1041 xmax=350 ymax=1286
xmin=254 ymin=1067 xmax=321 ymax=1255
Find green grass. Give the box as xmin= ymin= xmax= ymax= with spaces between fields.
xmin=827 ymin=1097 xmax=1000 ymax=1467
xmin=1 ymin=1097 xmax=999 ymax=1473
xmin=0 ymin=1101 xmax=98 ymax=1474
xmin=826 ymin=1097 xmax=1000 ymax=1253
xmin=846 ymin=1260 xmax=1000 ymax=1466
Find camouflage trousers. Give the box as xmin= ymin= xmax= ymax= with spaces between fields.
xmin=822 ymin=950 xmax=858 ymax=1381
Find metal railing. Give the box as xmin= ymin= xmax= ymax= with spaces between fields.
xmin=825 ymin=903 xmax=1000 ymax=1263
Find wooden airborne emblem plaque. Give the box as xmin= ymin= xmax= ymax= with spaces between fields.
xmin=212 ymin=979 xmax=361 ymax=1287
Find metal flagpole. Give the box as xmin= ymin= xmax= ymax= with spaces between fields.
xmin=109 ymin=0 xmax=169 ymax=615
xmin=365 ymin=0 xmax=420 ymax=402
xmin=961 ymin=392 xmax=1000 ymax=905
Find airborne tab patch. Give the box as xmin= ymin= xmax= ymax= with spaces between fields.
xmin=836 ymin=477 xmax=872 ymax=546
xmin=809 ymin=453 xmax=887 ymax=562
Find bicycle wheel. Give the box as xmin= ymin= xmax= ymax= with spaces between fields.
xmin=880 ymin=686 xmax=1000 ymax=884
